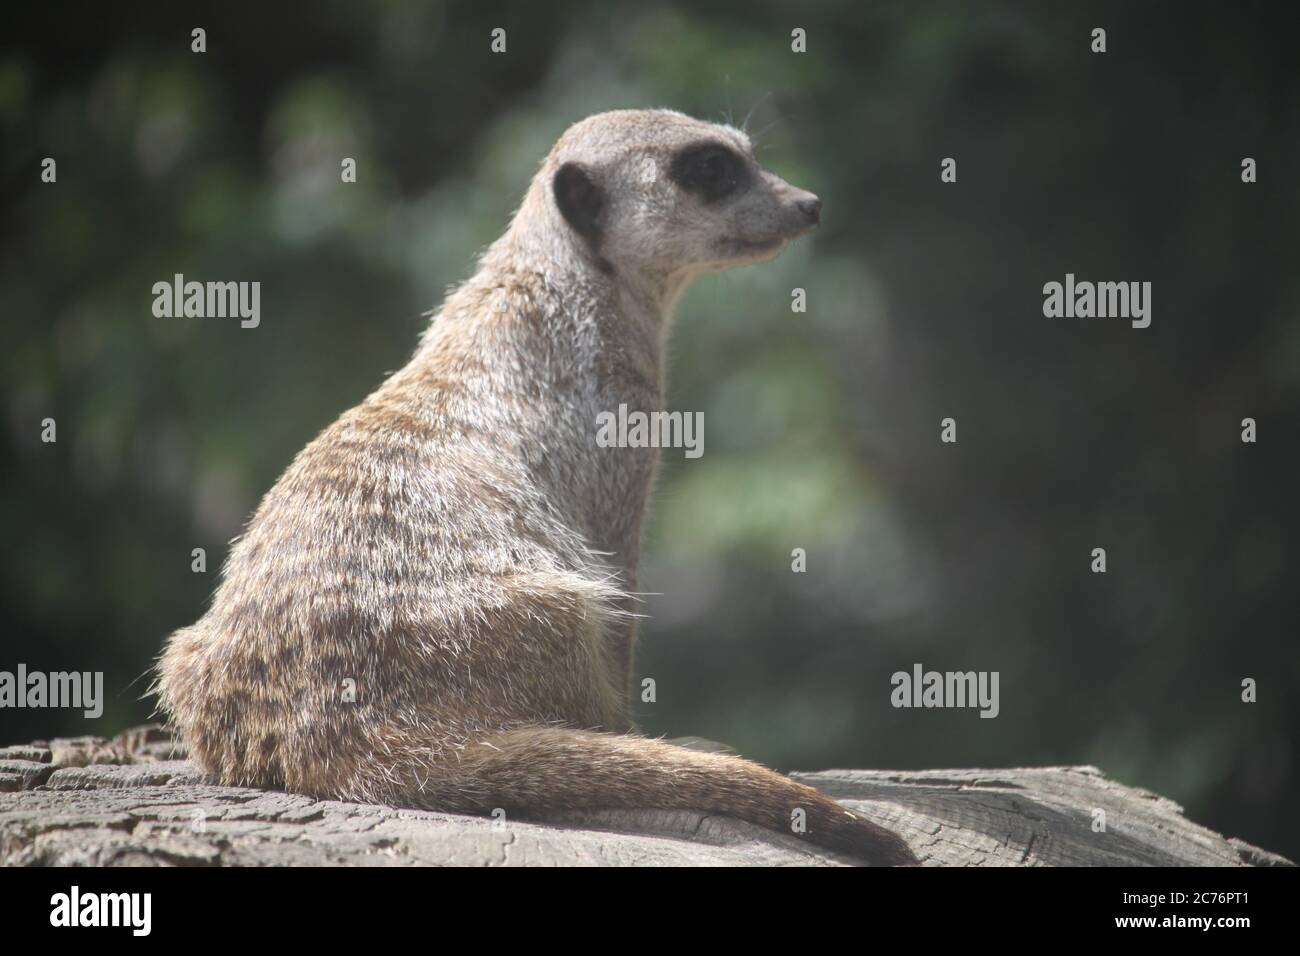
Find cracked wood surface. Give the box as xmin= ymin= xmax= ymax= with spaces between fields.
xmin=0 ymin=727 xmax=1291 ymax=867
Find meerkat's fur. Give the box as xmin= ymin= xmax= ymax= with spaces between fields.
xmin=156 ymin=109 xmax=915 ymax=865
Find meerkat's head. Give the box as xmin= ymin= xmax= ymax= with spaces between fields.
xmin=536 ymin=109 xmax=821 ymax=286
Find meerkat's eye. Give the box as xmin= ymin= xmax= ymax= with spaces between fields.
xmin=693 ymin=151 xmax=728 ymax=185
xmin=671 ymin=143 xmax=747 ymax=202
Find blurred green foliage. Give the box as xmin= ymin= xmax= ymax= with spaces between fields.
xmin=2 ymin=1 xmax=1296 ymax=856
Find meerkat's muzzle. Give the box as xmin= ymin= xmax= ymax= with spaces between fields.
xmin=786 ymin=188 xmax=822 ymax=235
xmin=722 ymin=180 xmax=822 ymax=261
xmin=796 ymin=194 xmax=822 ymax=226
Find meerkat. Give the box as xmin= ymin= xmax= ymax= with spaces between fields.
xmin=156 ymin=109 xmax=916 ymax=865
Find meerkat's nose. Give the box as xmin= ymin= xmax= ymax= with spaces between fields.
xmin=796 ymin=196 xmax=822 ymax=225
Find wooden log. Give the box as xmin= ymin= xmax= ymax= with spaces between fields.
xmin=0 ymin=727 xmax=1290 ymax=866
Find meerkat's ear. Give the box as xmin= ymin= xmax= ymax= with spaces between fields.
xmin=553 ymin=162 xmax=604 ymax=240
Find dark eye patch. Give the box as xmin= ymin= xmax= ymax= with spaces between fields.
xmin=669 ymin=142 xmax=748 ymax=202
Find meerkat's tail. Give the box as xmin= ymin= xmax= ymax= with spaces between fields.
xmin=396 ymin=727 xmax=917 ymax=865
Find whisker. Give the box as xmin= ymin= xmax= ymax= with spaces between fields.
xmin=742 ymin=91 xmax=774 ymax=133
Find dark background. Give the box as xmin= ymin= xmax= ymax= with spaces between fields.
xmin=2 ymin=1 xmax=1296 ymax=858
